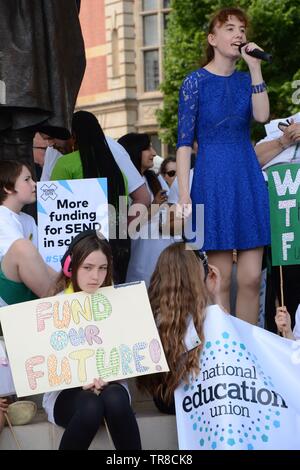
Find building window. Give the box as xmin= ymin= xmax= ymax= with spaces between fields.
xmin=144 ymin=50 xmax=159 ymax=92
xmin=167 ymin=143 xmax=176 ymax=158
xmin=112 ymin=29 xmax=120 ymax=77
xmin=143 ymin=0 xmax=157 ymax=10
xmin=140 ymin=0 xmax=171 ymax=92
xmin=143 ymin=14 xmax=158 ymax=46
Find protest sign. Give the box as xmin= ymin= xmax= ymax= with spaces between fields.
xmin=175 ymin=305 xmax=300 ymax=450
xmin=0 ymin=282 xmax=168 ymax=397
xmin=264 ymin=112 xmax=300 ymax=140
xmin=37 ymin=178 xmax=108 ymax=270
xmin=268 ymin=163 xmax=300 ymax=265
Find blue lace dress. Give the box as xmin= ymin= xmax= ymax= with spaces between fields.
xmin=177 ymin=68 xmax=270 ymax=251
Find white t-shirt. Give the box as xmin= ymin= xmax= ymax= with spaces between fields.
xmin=167 ymin=169 xmax=194 ymax=204
xmin=126 ymin=177 xmax=175 ymax=287
xmin=43 ymin=138 xmax=145 ymax=195
xmin=0 ymin=206 xmax=38 ymax=262
xmin=157 ymin=174 xmax=169 ymax=192
xmin=293 ymin=305 xmax=300 ymax=340
xmin=40 ymin=147 xmax=63 ymax=181
xmin=153 ymin=155 xmax=164 ymax=174
xmin=106 ymin=137 xmax=144 ymax=195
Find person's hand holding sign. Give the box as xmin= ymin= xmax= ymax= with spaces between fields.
xmin=82 ymin=378 xmax=108 ymax=395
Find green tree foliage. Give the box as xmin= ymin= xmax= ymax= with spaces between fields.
xmin=158 ymin=0 xmax=300 ymax=147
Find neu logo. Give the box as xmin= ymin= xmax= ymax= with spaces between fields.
xmin=182 ymin=331 xmax=285 ymax=450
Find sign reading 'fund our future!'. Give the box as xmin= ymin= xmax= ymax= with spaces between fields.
xmin=0 ymin=283 xmax=168 ymax=396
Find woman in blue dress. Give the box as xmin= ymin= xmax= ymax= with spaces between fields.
xmin=176 ymin=7 xmax=270 ymax=324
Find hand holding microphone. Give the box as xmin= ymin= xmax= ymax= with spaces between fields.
xmin=239 ymin=42 xmax=272 ymax=63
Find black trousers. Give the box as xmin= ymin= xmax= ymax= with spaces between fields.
xmin=54 ymin=383 xmax=141 ymax=450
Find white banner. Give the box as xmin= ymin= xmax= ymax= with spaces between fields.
xmin=37 ymin=178 xmax=108 ymax=270
xmin=175 ymin=305 xmax=300 ymax=450
xmin=0 ymin=283 xmax=168 ymax=397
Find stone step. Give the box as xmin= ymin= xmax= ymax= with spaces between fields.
xmin=0 ymin=382 xmax=178 ymax=450
xmin=0 ymin=402 xmax=178 ymax=450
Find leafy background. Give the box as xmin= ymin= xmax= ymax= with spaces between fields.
xmin=157 ymin=0 xmax=300 ymax=147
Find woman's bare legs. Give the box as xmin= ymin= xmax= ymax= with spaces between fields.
xmin=207 ymin=251 xmax=233 ymax=312
xmin=236 ymin=247 xmax=264 ymax=325
xmin=208 ymin=248 xmax=263 ymax=324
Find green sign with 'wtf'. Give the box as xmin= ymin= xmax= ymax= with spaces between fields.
xmin=268 ymin=163 xmax=300 ymax=266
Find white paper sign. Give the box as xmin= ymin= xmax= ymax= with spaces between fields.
xmin=264 ymin=112 xmax=300 ymax=139
xmin=0 ymin=283 xmax=169 ymax=397
xmin=37 ymin=178 xmax=108 ymax=270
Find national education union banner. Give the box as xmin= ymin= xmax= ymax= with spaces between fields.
xmin=175 ymin=305 xmax=300 ymax=450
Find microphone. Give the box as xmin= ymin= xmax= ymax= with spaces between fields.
xmin=238 ymin=43 xmax=272 ymax=63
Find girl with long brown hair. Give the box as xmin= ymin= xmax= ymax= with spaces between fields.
xmin=138 ymin=242 xmax=221 ymax=414
xmin=43 ymin=230 xmax=141 ymax=450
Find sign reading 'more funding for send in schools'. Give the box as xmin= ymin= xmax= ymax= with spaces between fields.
xmin=175 ymin=305 xmax=300 ymax=450
xmin=0 ymin=283 xmax=169 ymax=397
xmin=37 ymin=178 xmax=108 ymax=271
xmin=268 ymin=163 xmax=300 ymax=265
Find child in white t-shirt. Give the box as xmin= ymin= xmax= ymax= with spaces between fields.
xmin=0 ymin=160 xmax=56 ymax=307
xmin=0 ymin=161 xmax=38 ymax=262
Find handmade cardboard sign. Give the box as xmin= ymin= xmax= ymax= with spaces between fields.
xmin=0 ymin=282 xmax=168 ymax=396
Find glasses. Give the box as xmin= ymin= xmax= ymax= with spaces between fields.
xmin=33 ymin=146 xmax=47 ymax=151
xmin=195 ymin=250 xmax=209 ymax=280
xmin=164 ymin=170 xmax=176 ymax=177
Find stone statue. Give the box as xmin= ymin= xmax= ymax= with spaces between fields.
xmin=0 ymin=0 xmax=85 ymax=162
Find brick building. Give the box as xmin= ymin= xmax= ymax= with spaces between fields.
xmin=77 ymin=0 xmax=171 ymax=156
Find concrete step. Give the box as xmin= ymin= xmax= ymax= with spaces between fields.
xmin=0 ymin=403 xmax=178 ymax=450
xmin=0 ymin=383 xmax=178 ymax=450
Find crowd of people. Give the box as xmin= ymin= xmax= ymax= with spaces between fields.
xmin=1 ymin=6 xmax=300 ymax=450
